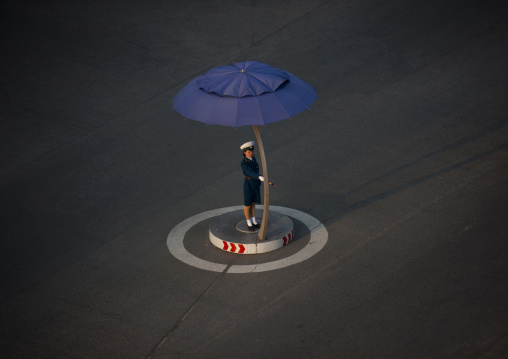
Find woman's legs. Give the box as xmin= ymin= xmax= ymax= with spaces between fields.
xmin=244 ymin=203 xmax=256 ymax=220
xmin=244 ymin=205 xmax=251 ymax=221
xmin=250 ymin=203 xmax=256 ymax=219
xmin=244 ymin=203 xmax=259 ymax=230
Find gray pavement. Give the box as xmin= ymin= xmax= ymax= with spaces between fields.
xmin=1 ymin=0 xmax=508 ymax=358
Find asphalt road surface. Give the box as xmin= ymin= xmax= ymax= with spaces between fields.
xmin=1 ymin=0 xmax=507 ymax=358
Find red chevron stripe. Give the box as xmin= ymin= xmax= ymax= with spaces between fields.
xmin=222 ymin=241 xmax=228 ymax=250
xmin=283 ymin=236 xmax=288 ymax=246
xmin=288 ymin=232 xmax=292 ymax=241
xmin=238 ymin=244 xmax=245 ymax=254
xmin=230 ymin=243 xmax=237 ymax=252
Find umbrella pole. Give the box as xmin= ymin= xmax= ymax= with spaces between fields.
xmin=253 ymin=125 xmax=269 ymax=241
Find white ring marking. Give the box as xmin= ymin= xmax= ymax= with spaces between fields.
xmin=166 ymin=206 xmax=328 ymax=273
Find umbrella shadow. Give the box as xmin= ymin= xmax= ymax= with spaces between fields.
xmin=345 ymin=142 xmax=507 ymax=212
xmin=275 ymin=117 xmax=508 ymax=229
xmin=342 ymin=118 xmax=508 ymax=203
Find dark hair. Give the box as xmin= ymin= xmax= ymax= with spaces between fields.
xmin=242 ymin=147 xmax=254 ymax=156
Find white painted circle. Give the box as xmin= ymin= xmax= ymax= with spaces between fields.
xmin=167 ymin=206 xmax=328 ymax=273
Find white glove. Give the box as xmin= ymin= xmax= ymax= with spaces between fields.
xmin=259 ymin=176 xmax=264 ymax=182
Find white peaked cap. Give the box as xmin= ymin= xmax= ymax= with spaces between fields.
xmin=240 ymin=141 xmax=255 ymax=150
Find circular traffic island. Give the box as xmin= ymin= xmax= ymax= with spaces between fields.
xmin=209 ymin=209 xmax=294 ymax=254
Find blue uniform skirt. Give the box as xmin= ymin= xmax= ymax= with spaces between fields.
xmin=243 ymin=178 xmax=261 ymax=206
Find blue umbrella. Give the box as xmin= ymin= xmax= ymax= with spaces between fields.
xmin=173 ymin=61 xmax=317 ymax=127
xmin=172 ymin=61 xmax=317 ymax=240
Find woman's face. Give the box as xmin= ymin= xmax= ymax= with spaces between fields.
xmin=244 ymin=149 xmax=253 ymax=157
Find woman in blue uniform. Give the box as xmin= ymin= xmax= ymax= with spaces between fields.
xmin=240 ymin=141 xmax=264 ymax=231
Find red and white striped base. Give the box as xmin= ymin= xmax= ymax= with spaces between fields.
xmin=210 ymin=229 xmax=294 ymax=254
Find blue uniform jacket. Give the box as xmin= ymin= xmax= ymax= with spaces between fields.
xmin=241 ymin=156 xmax=261 ymax=206
xmin=241 ymin=156 xmax=260 ymax=178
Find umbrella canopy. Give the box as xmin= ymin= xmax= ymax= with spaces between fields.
xmin=172 ymin=61 xmax=317 ymax=127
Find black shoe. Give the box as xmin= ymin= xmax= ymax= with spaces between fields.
xmin=248 ymin=225 xmax=256 ymax=232
xmin=252 ymin=223 xmax=260 ymax=228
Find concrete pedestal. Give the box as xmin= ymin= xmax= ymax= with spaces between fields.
xmin=209 ymin=210 xmax=294 ymax=254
